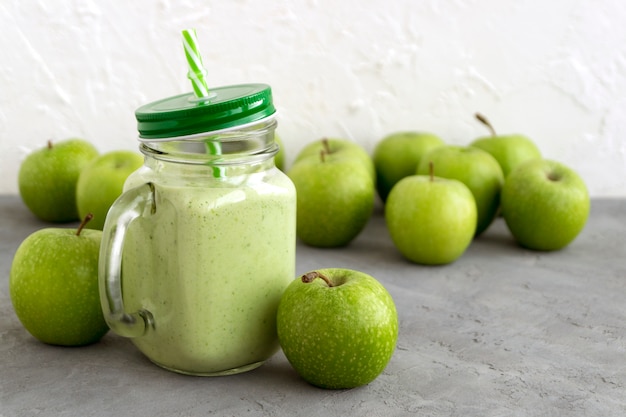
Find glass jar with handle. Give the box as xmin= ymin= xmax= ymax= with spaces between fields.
xmin=99 ymin=83 xmax=296 ymax=376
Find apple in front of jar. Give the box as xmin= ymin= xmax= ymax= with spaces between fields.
xmin=501 ymin=158 xmax=590 ymax=251
xmin=277 ymin=268 xmax=398 ymax=389
xmin=76 ymin=150 xmax=144 ymax=230
xmin=9 ymin=214 xmax=109 ymax=346
xmin=18 ymin=139 xmax=99 ymax=222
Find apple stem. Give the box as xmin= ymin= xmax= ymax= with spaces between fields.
xmin=475 ymin=112 xmax=497 ymax=137
xmin=47 ymin=140 xmax=53 ymax=150
xmin=429 ymin=161 xmax=434 ymax=182
xmin=76 ymin=213 xmax=94 ymax=236
xmin=301 ymin=271 xmax=334 ymax=287
xmin=322 ymin=138 xmax=331 ymax=155
xmin=547 ymin=172 xmax=561 ymax=182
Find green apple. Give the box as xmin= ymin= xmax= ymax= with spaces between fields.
xmin=277 ymin=268 xmax=398 ymax=389
xmin=471 ymin=113 xmax=541 ymax=177
xmin=373 ymin=131 xmax=444 ymax=202
xmin=417 ymin=145 xmax=504 ymax=236
xmin=287 ymin=150 xmax=374 ymax=247
xmin=386 ymin=165 xmax=477 ymax=265
xmin=9 ymin=214 xmax=109 ymax=346
xmin=18 ymin=139 xmax=99 ymax=222
xmin=294 ymin=137 xmax=375 ymax=182
xmin=501 ymin=159 xmax=590 ymax=251
xmin=274 ymin=132 xmax=285 ymax=171
xmin=76 ymin=150 xmax=144 ymax=230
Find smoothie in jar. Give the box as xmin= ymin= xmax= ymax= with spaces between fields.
xmin=121 ymin=166 xmax=296 ymax=375
xmin=99 ymin=82 xmax=296 ymax=376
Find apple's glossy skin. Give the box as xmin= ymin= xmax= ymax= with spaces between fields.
xmin=471 ymin=134 xmax=541 ymax=177
xmin=277 ymin=268 xmax=398 ymax=389
xmin=76 ymin=150 xmax=144 ymax=230
xmin=417 ymin=145 xmax=504 ymax=236
xmin=9 ymin=227 xmax=109 ymax=346
xmin=373 ymin=131 xmax=444 ymax=202
xmin=288 ymin=152 xmax=374 ymax=247
xmin=386 ymin=175 xmax=477 ymax=265
xmin=501 ymin=159 xmax=590 ymax=251
xmin=294 ymin=138 xmax=375 ymax=182
xmin=18 ymin=139 xmax=99 ymax=222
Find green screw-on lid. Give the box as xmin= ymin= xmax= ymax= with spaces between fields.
xmin=135 ymin=83 xmax=276 ymax=139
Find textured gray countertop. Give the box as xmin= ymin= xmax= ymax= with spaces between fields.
xmin=1 ymin=195 xmax=625 ymax=416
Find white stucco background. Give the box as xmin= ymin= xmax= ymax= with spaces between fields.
xmin=1 ymin=0 xmax=625 ymax=196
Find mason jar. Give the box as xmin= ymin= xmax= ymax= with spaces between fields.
xmin=99 ymin=84 xmax=296 ymax=376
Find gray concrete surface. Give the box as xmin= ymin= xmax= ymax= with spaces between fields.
xmin=1 ymin=195 xmax=625 ymax=416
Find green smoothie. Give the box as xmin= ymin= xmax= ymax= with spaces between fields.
xmin=120 ymin=167 xmax=296 ymax=375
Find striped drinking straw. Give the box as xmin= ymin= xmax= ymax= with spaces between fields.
xmin=182 ymin=29 xmax=210 ymax=98
xmin=182 ymin=29 xmax=223 ymax=177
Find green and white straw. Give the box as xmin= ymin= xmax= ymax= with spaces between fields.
xmin=182 ymin=29 xmax=210 ymax=98
xmin=182 ymin=29 xmax=223 ymax=177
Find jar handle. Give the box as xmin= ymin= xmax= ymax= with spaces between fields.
xmin=99 ymin=182 xmax=156 ymax=338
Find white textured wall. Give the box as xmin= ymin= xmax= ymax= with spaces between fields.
xmin=1 ymin=0 xmax=625 ymax=196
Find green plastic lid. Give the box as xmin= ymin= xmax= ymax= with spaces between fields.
xmin=135 ymin=83 xmax=276 ymax=139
